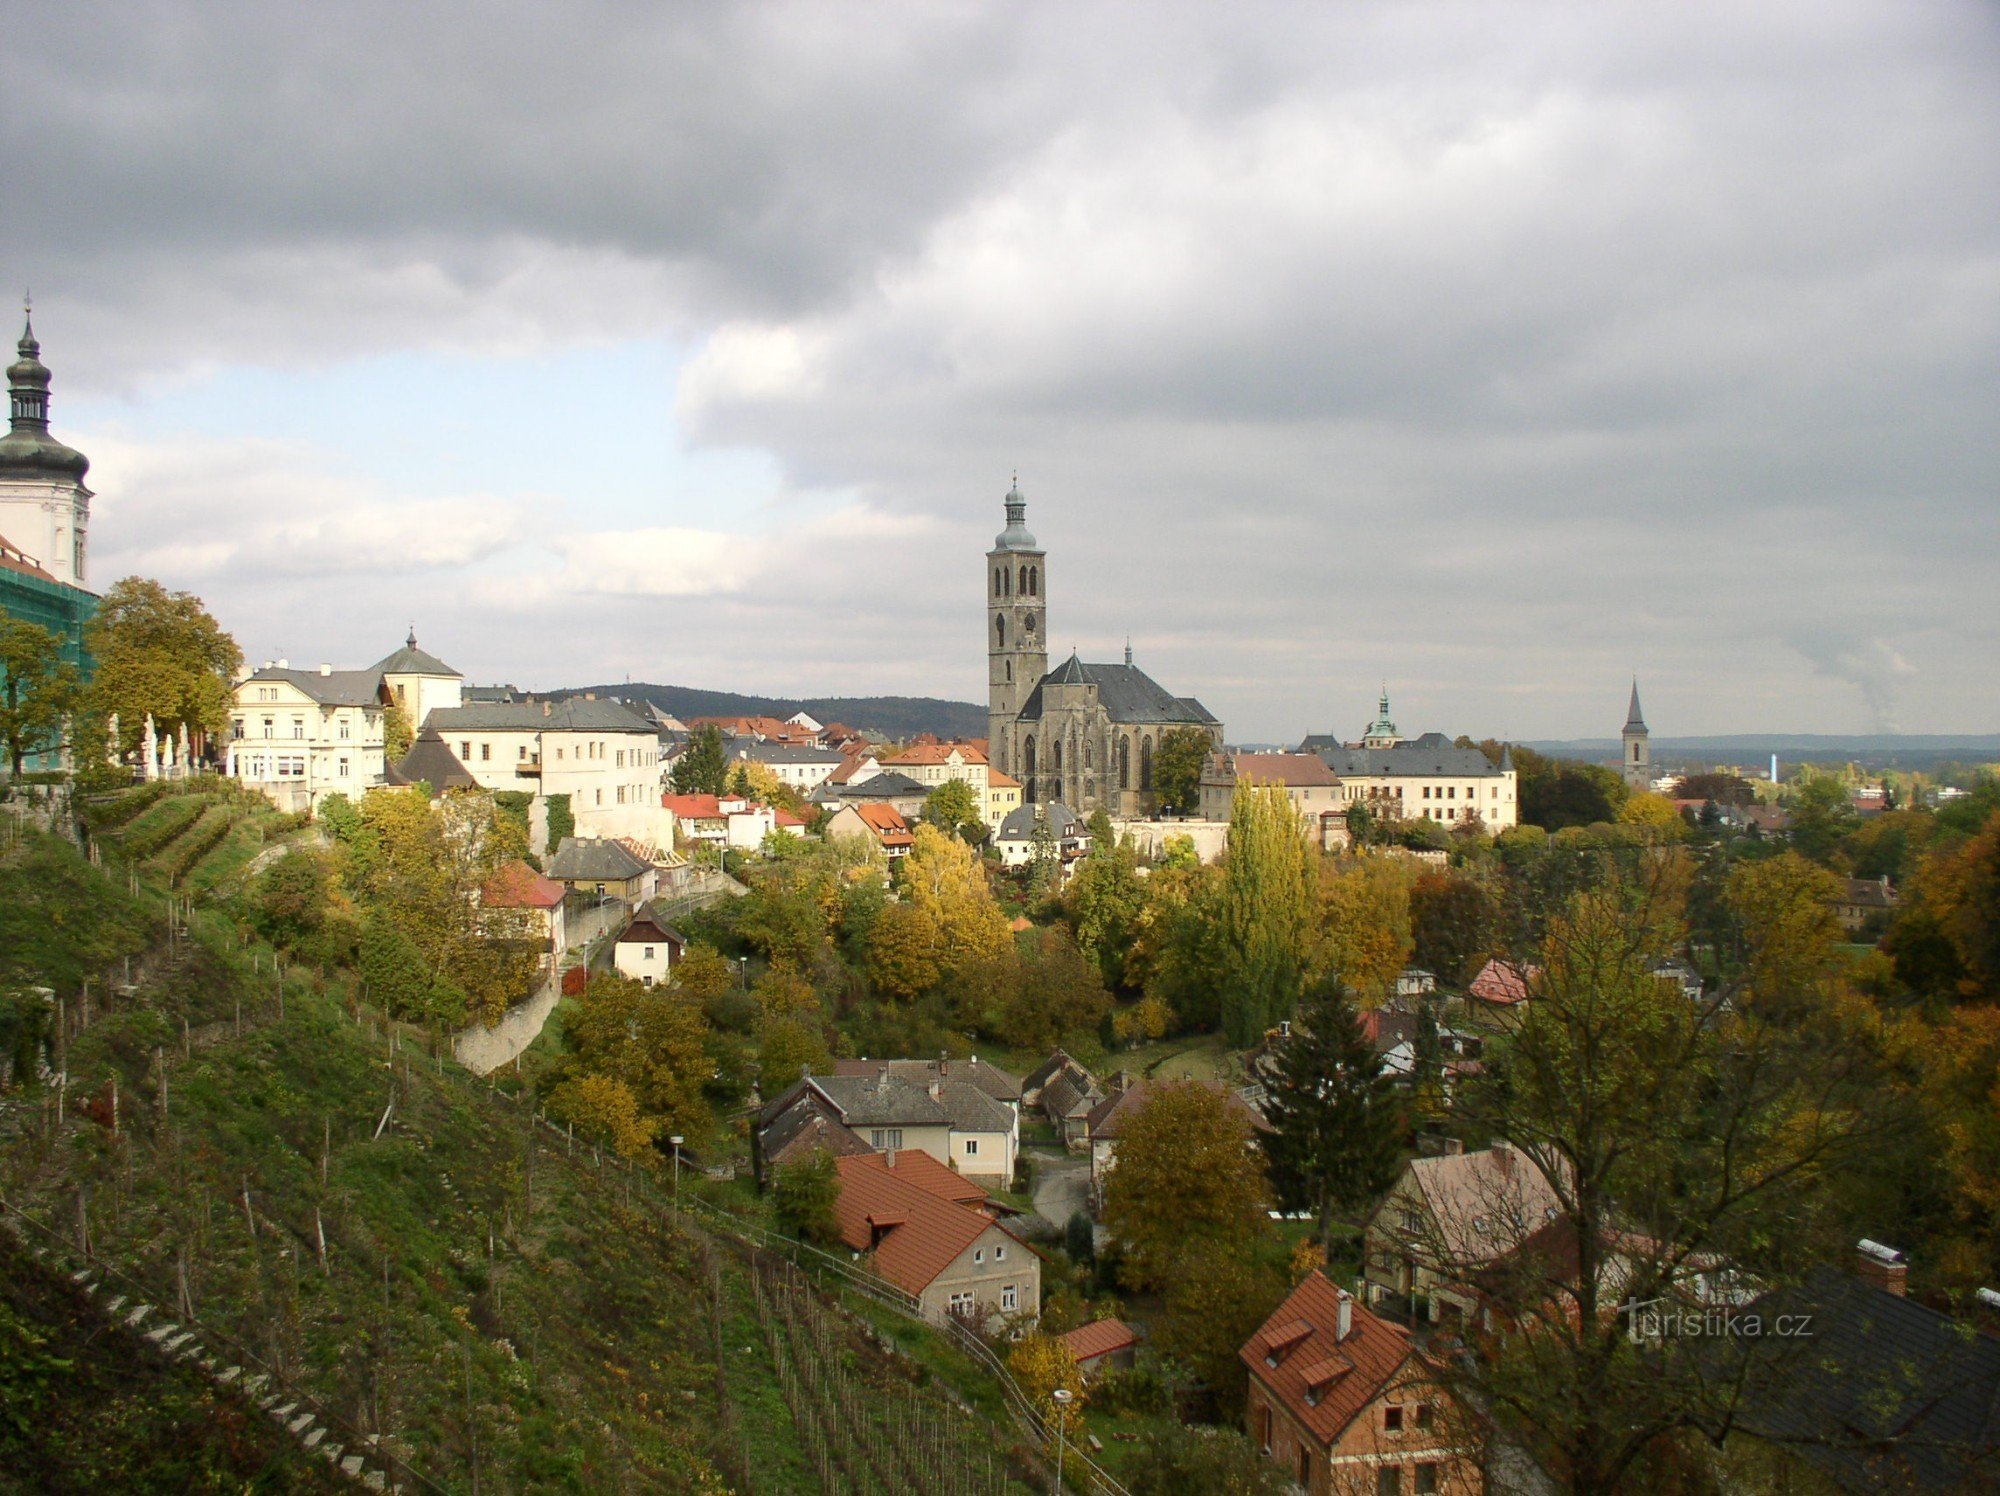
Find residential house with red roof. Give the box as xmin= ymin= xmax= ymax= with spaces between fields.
xmin=478 ymin=860 xmax=567 ymax=970
xmin=824 ymin=801 xmax=915 ymax=859
xmin=1199 ymin=750 xmax=1351 ymax=850
xmin=1465 ymin=959 xmax=1538 ymax=1009
xmin=612 ymin=901 xmax=687 ymax=987
xmin=1242 ymin=1270 xmax=1481 ymax=1495
xmin=833 ymin=1150 xmax=1038 ymax=1327
xmin=1058 ymin=1319 xmax=1139 ymax=1380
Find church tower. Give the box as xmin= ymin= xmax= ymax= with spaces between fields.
xmin=985 ymin=478 xmax=1047 ymax=776
xmin=0 ymin=308 xmax=93 ymax=590
xmin=1621 ymin=679 xmax=1650 ymax=792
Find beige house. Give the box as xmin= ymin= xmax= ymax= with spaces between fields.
xmin=1363 ymin=1142 xmax=1563 ymax=1328
xmin=424 ymin=698 xmax=668 ymax=844
xmin=834 ymin=1151 xmax=1038 ymax=1327
xmin=228 ymin=664 xmax=390 ymax=812
xmin=985 ymin=769 xmax=1024 ymax=829
xmin=757 ymin=1068 xmax=1018 ymax=1188
xmin=1297 ymin=691 xmax=1518 ymax=835
xmin=1200 ymin=751 xmax=1349 ymax=849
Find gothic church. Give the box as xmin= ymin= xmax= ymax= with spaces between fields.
xmin=985 ymin=480 xmax=1220 ymax=814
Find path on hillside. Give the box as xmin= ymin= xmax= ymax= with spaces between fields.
xmin=453 ymin=871 xmax=744 ymax=1075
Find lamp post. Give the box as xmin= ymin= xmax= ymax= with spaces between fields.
xmin=1051 ymin=1386 xmax=1073 ymax=1495
xmin=669 ymin=1135 xmax=683 ymax=1215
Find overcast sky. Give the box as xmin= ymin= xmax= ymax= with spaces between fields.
xmin=4 ymin=2 xmax=1995 ymax=742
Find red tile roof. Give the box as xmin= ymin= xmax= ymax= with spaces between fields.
xmin=852 ymin=802 xmax=913 ymax=847
xmin=1059 ymin=1319 xmax=1139 ymax=1364
xmin=887 ymin=741 xmax=989 ymax=767
xmin=833 ymin=1152 xmax=1013 ymax=1297
xmin=1240 ymin=1271 xmax=1420 ymax=1447
xmin=662 ymin=793 xmax=726 ymax=819
xmin=480 ymin=859 xmax=564 ymax=910
xmin=840 ymin=1148 xmax=990 ymax=1210
xmin=988 ymin=770 xmax=1022 ymax=790
xmin=0 ymin=533 xmax=58 ymax=584
xmin=1468 ymin=958 xmax=1539 ymax=1006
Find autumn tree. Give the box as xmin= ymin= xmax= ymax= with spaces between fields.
xmin=674 ymin=943 xmax=736 ymax=1003
xmin=1102 ymin=1079 xmax=1275 ymax=1292
xmin=548 ymin=1072 xmax=658 ymax=1160
xmin=996 ymin=926 xmax=1109 ymax=1052
xmin=1125 ymin=1425 xmax=1292 ymax=1496
xmin=1443 ymin=863 xmax=1888 ymax=1494
xmin=557 ymin=972 xmax=713 ymax=1148
xmin=899 ymin=822 xmax=1011 ymax=974
xmin=382 ymin=700 xmax=415 ymax=761
xmin=1133 ymin=858 xmax=1228 ymax=1031
xmin=1785 ymin=773 xmax=1857 ymax=865
xmin=1617 ymin=790 xmax=1685 ymax=836
xmin=921 ymin=777 xmax=984 ymax=841
xmin=1153 ymin=726 xmax=1212 ymax=815
xmin=1152 ymin=1240 xmax=1289 ymax=1419
xmin=1887 ymin=806 xmax=2000 ymax=1004
xmin=1315 ymin=854 xmax=1417 ymax=1004
xmin=1007 ymin=1333 xmax=1086 ymax=1442
xmin=771 ymin=1151 xmax=842 ymax=1246
xmin=83 ymin=577 xmax=242 ymax=754
xmin=1219 ymin=781 xmax=1317 ymax=1045
xmin=1067 ymin=835 xmax=1147 ymax=989
xmin=865 ymin=901 xmax=943 ymax=1001
xmin=1260 ymin=976 xmax=1404 ymax=1249
xmin=1723 ymin=851 xmax=1844 ymax=1016
xmin=757 ymin=1014 xmax=829 ymax=1091
xmin=0 ymin=619 xmax=79 ymax=776
xmin=1410 ymin=870 xmax=1500 ymax=987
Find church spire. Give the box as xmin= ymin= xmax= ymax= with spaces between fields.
xmin=993 ymin=473 xmax=1038 ymax=552
xmin=9 ymin=300 xmax=51 ymax=433
xmin=1124 ymin=637 xmax=1133 ymax=667
xmin=1624 ymin=677 xmax=1647 ymax=733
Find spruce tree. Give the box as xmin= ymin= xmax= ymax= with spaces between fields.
xmin=1260 ymin=975 xmax=1404 ymax=1249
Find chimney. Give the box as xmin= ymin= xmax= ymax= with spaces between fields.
xmin=928 ymin=1079 xmax=941 ymax=1101
xmin=276 ymin=657 xmax=289 ymax=670
xmin=938 ymin=1049 xmax=949 ymax=1078
xmin=1336 ymin=1288 xmax=1353 ymax=1342
xmin=884 ymin=1149 xmax=897 ymax=1169
xmin=319 ymin=662 xmax=332 ymax=676
xmin=543 ymin=701 xmax=552 ymax=717
xmin=1856 ymin=1239 xmax=1908 ymax=1296
xmin=1491 ymin=1141 xmax=1513 ymax=1177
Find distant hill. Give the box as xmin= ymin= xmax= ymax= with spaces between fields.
xmin=1525 ymin=734 xmax=2000 ymax=770
xmin=564 ymin=682 xmax=987 ymax=741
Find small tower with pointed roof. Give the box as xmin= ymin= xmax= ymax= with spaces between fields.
xmin=985 ymin=476 xmax=1047 ymax=775
xmin=1621 ymin=679 xmax=1650 ymax=792
xmin=0 ymin=304 xmax=93 ymax=589
xmin=1360 ymin=684 xmax=1403 ymax=749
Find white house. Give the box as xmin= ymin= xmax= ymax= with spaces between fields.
xmin=731 ymin=739 xmax=848 ymax=793
xmin=1297 ymin=695 xmax=1519 ymax=834
xmin=613 ymin=903 xmax=686 ymax=987
xmin=423 ymin=697 xmax=669 ymax=845
xmin=228 ymin=663 xmax=389 ymax=812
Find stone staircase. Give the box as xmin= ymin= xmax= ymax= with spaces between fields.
xmin=7 ymin=1223 xmax=402 ymax=1492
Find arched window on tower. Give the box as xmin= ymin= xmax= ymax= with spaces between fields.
xmin=995 ymin=615 xmax=1006 ymax=648
xmin=1118 ymin=737 xmax=1130 ymax=790
xmin=1140 ymin=736 xmax=1154 ymax=792
xmin=1029 ymin=566 xmax=1039 ymax=596
xmin=1018 ymin=564 xmax=1029 ymax=594
xmin=1024 ymin=736 xmax=1037 ymax=800
xmin=1005 ymin=660 xmax=1013 ymax=683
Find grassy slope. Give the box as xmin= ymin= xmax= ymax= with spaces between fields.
xmin=0 ymin=819 xmax=1034 ymax=1494
xmin=0 ymin=1230 xmax=346 ymax=1496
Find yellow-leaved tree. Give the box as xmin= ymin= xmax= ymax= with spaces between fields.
xmin=1006 ymin=1333 xmax=1085 ymax=1442
xmin=900 ymin=823 xmax=1011 ymax=973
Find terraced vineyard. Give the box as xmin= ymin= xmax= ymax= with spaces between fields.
xmin=0 ymin=808 xmax=1039 ymax=1493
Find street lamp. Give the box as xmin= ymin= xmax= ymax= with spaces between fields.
xmin=1051 ymin=1386 xmax=1073 ymax=1495
xmin=669 ymin=1135 xmax=684 ymax=1215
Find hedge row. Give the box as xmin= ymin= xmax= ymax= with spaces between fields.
xmin=80 ymin=781 xmax=174 ymax=831
xmin=119 ymin=797 xmax=207 ymax=861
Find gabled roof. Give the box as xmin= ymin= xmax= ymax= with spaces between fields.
xmin=828 ymin=770 xmax=928 ymax=800
xmin=661 ymin=793 xmax=728 ymax=819
xmin=803 ymin=1072 xmax=952 ymax=1129
xmin=1022 ymin=1048 xmax=1086 ymax=1097
xmin=618 ymin=906 xmax=687 ymax=947
xmin=762 ymin=1093 xmax=873 ymax=1168
xmin=1398 ymin=1144 xmax=1564 ymax=1269
xmin=383 ymin=727 xmax=476 ymax=792
xmin=1228 ymin=752 xmax=1340 ymax=788
xmin=1059 ymin=1319 xmax=1139 ymax=1363
xmin=841 ymin=1148 xmax=991 ymax=1210
xmin=425 ymin=699 xmax=654 ymax=733
xmin=843 ymin=803 xmax=913 ymax=849
xmin=997 ymin=800 xmax=1089 ymax=842
xmin=1241 ymin=1271 xmax=1421 ymax=1447
xmin=735 ymin=740 xmax=847 ymax=766
xmin=1468 ymin=958 xmax=1539 ymax=1006
xmin=832 ymin=1056 xmax=1024 ymax=1105
xmin=545 ymin=836 xmax=655 ymax=882
xmin=1087 ymin=1078 xmax=1270 ymax=1141
xmin=242 ymin=666 xmax=387 ymax=709
xmin=1300 ymin=739 xmax=1507 ymax=779
xmin=0 ymin=532 xmax=58 ymax=584
xmin=1016 ymin=656 xmax=1218 ymax=727
xmin=371 ymin=629 xmax=461 ymax=679
xmin=833 ymin=1152 xmax=1017 ymax=1297
xmin=1737 ymin=1266 xmax=2000 ymax=1492
xmin=481 ymin=859 xmax=564 ymax=911
xmin=987 ymin=769 xmax=1022 ymax=790
xmin=887 ymin=742 xmax=989 ymax=766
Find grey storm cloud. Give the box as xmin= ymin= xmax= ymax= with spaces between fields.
xmin=3 ymin=1 xmax=1996 ymax=739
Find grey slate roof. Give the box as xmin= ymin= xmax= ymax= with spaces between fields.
xmin=370 ymin=630 xmax=461 ymax=679
xmin=424 ymin=698 xmax=654 ymax=733
xmin=804 ymin=1073 xmax=952 ymax=1129
xmin=383 ymin=727 xmax=476 ymax=792
xmin=997 ymin=800 xmax=1088 ymax=843
xmin=831 ymin=1056 xmax=1024 ymax=1105
xmin=545 ymin=836 xmax=655 ymax=882
xmin=1736 ymin=1266 xmax=2000 ymax=1491
xmin=822 ymin=770 xmax=927 ymax=801
xmin=244 ymin=666 xmax=386 ymax=709
xmin=1298 ymin=737 xmax=1507 ymax=778
xmin=1016 ymin=654 xmax=1218 ymax=727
